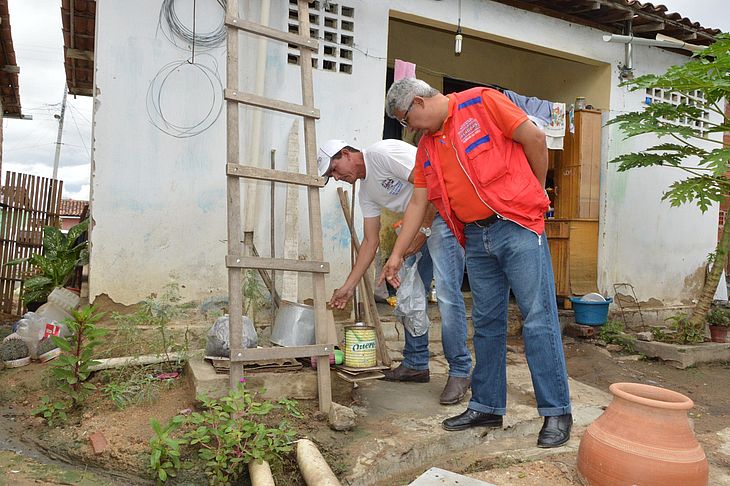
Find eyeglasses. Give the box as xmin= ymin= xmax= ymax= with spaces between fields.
xmin=398 ymin=99 xmax=415 ymax=128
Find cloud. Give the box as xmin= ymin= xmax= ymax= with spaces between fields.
xmin=4 ymin=0 xmax=92 ymax=198
xmin=2 ymin=161 xmax=90 ymax=200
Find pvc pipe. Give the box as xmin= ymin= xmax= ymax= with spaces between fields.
xmin=248 ymin=460 xmax=276 ymax=486
xmin=296 ymin=439 xmax=341 ymax=486
xmin=603 ymin=34 xmax=706 ymax=52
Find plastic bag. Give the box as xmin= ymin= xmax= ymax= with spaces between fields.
xmin=393 ymin=254 xmax=430 ymax=337
xmin=15 ymin=312 xmax=69 ymax=359
xmin=205 ymin=315 xmax=258 ymax=357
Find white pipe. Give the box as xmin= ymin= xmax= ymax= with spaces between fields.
xmin=603 ymin=34 xmax=706 ymax=52
xmin=296 ymin=439 xmax=341 ymax=486
xmin=248 ymin=460 xmax=276 ymax=486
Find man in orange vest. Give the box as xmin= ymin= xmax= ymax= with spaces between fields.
xmin=380 ymin=78 xmax=572 ymax=448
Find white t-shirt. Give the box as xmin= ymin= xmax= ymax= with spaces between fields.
xmin=358 ymin=139 xmax=416 ymax=218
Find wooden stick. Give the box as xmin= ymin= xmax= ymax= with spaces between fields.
xmin=270 ymin=149 xmax=277 ymax=318
xmin=345 ymin=188 xmax=359 ymax=321
xmin=336 ymin=187 xmax=392 ymax=367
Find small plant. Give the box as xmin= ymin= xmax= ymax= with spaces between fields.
xmin=242 ymin=269 xmax=268 ymax=318
xmin=149 ymin=417 xmax=184 ymax=484
xmin=598 ymin=320 xmax=636 ymax=353
xmin=32 ymin=396 xmax=69 ymax=427
xmin=665 ymin=313 xmax=705 ymax=345
xmin=707 ymin=307 xmax=730 ymax=328
xmin=106 ymin=282 xmax=189 ymax=368
xmin=149 ymin=384 xmax=300 ymax=485
xmin=651 ymin=326 xmax=667 ymax=342
xmin=50 ymin=305 xmax=106 ymax=409
xmin=101 ymin=366 xmax=177 ymax=409
xmin=0 ymin=338 xmax=29 ymax=362
xmin=7 ymin=219 xmax=89 ymax=305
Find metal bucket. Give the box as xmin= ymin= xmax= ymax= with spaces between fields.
xmin=344 ymin=324 xmax=376 ymax=368
xmin=270 ymin=300 xmax=315 ymax=347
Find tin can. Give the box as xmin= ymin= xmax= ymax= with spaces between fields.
xmin=344 ymin=324 xmax=376 ymax=368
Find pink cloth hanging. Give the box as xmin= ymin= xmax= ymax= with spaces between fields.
xmin=394 ymin=59 xmax=416 ymax=81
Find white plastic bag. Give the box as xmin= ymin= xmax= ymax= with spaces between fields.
xmin=393 ymin=254 xmax=430 ymax=337
xmin=205 ymin=315 xmax=258 ymax=357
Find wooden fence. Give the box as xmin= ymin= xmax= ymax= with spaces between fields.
xmin=0 ymin=172 xmax=63 ymax=315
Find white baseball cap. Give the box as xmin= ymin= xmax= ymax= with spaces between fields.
xmin=317 ymin=139 xmax=349 ymax=183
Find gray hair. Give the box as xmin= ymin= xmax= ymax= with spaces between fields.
xmin=385 ymin=78 xmax=439 ymax=118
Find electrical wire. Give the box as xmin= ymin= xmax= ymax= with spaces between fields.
xmin=145 ymin=53 xmax=224 ymax=138
xmin=67 ymin=106 xmax=90 ymax=157
xmin=159 ymin=0 xmax=226 ymax=50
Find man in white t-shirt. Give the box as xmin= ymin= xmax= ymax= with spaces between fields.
xmin=318 ymin=139 xmax=472 ymax=405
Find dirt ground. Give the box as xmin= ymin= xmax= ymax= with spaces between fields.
xmin=2 ymin=312 xmax=730 ymax=485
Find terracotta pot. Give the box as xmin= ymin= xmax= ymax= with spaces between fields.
xmin=577 ymin=382 xmax=708 ymax=486
xmin=709 ymin=325 xmax=728 ymax=343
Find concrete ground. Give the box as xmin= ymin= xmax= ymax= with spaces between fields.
xmin=335 ymin=350 xmax=607 ymax=485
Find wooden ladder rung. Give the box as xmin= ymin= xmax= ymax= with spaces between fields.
xmin=226 ymin=164 xmax=325 ymax=187
xmin=229 ymin=344 xmax=335 ymax=362
xmin=225 ymin=15 xmax=319 ymax=51
xmin=224 ymin=89 xmax=320 ymax=119
xmin=226 ymin=255 xmax=329 ymax=273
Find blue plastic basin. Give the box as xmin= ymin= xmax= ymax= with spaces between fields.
xmin=569 ymin=297 xmax=613 ymax=326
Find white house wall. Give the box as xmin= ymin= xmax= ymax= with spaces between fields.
xmin=90 ymin=0 xmax=721 ymax=306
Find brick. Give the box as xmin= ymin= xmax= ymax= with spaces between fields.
xmin=564 ymin=323 xmax=596 ymax=338
xmin=89 ymin=431 xmax=108 ymax=455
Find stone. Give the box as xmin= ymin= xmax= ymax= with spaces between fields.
xmin=89 ymin=431 xmax=108 ymax=455
xmin=634 ymin=340 xmax=730 ymax=369
xmin=636 ymin=332 xmax=653 ymax=342
xmin=329 ymin=402 xmax=357 ymax=431
xmin=606 ymin=344 xmax=623 ymax=352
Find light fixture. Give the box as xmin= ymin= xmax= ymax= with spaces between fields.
xmin=455 ymin=0 xmax=462 ymax=56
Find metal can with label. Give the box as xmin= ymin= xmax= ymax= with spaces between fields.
xmin=344 ymin=324 xmax=376 ymax=368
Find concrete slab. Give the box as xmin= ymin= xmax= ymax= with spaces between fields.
xmin=186 ymin=352 xmax=318 ymax=400
xmin=341 ymin=355 xmax=611 ymax=486
xmin=634 ymin=341 xmax=730 ymax=369
xmin=410 ymin=467 xmax=496 ymax=486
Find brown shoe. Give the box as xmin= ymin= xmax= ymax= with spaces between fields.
xmin=382 ymin=364 xmax=430 ymax=383
xmin=439 ymin=376 xmax=471 ymax=405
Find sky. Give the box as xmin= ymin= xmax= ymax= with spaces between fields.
xmin=1 ymin=1 xmax=728 ymax=204
xmin=4 ymin=0 xmax=93 ymax=200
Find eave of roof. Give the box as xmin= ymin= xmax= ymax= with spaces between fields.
xmin=0 ymin=0 xmax=22 ymax=118
xmin=61 ymin=0 xmax=95 ymax=97
xmin=489 ymin=0 xmax=720 ymax=47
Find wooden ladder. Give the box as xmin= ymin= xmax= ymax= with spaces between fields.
xmin=224 ymin=0 xmax=333 ymax=413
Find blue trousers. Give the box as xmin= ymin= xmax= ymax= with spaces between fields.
xmin=465 ymin=219 xmax=571 ymax=417
xmin=401 ymin=215 xmax=472 ymax=378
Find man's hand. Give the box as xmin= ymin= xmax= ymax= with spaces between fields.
xmin=404 ymin=232 xmax=427 ymax=258
xmin=329 ymin=286 xmax=354 ymax=310
xmin=378 ymin=254 xmax=405 ymax=288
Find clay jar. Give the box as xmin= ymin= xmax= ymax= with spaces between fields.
xmin=577 ymin=382 xmax=708 ymax=486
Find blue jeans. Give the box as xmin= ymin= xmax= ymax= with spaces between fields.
xmin=401 ymin=215 xmax=472 ymax=378
xmin=465 ymin=219 xmax=571 ymax=417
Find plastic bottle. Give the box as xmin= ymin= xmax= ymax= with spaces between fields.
xmin=15 ymin=313 xmax=45 ymax=358
xmin=34 ymin=287 xmax=80 ymax=343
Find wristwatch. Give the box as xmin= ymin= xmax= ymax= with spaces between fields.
xmin=419 ymin=226 xmax=432 ymax=237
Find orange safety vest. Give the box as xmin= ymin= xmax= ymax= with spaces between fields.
xmin=419 ymin=87 xmax=549 ymax=246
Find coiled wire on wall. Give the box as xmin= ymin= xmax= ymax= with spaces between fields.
xmin=146 ymin=54 xmax=224 ymax=138
xmin=159 ymin=0 xmax=227 ymax=49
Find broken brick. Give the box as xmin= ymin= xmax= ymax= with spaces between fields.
xmin=89 ymin=431 xmax=108 ymax=455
